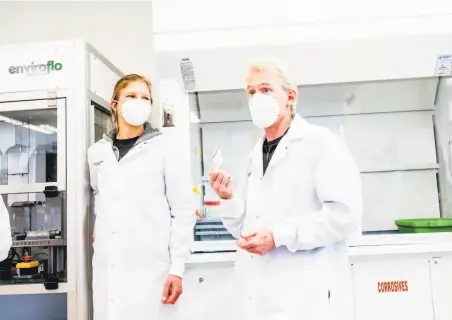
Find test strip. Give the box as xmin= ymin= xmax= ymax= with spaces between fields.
xmin=212 ymin=147 xmax=223 ymax=170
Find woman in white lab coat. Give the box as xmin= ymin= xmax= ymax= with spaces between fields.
xmin=0 ymin=197 xmax=12 ymax=261
xmin=210 ymin=62 xmax=363 ymax=320
xmin=88 ymin=74 xmax=196 ymax=320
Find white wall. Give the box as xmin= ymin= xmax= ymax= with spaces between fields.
xmin=153 ymin=0 xmax=452 ymax=51
xmin=153 ymin=0 xmax=452 ymax=34
xmin=0 ymin=1 xmax=155 ymax=81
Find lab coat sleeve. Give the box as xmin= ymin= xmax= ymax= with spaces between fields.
xmin=87 ymin=149 xmax=99 ymax=217
xmin=220 ymin=183 xmax=247 ymax=240
xmin=272 ymin=133 xmax=362 ymax=252
xmin=218 ymin=159 xmax=252 ymax=239
xmin=164 ymin=143 xmax=197 ymax=278
xmin=0 ymin=196 xmax=12 ymax=261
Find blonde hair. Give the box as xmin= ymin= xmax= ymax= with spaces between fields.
xmin=245 ymin=61 xmax=297 ymax=117
xmin=111 ymin=74 xmax=153 ymax=130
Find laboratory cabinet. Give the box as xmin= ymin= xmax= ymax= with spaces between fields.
xmin=182 ymin=242 xmax=452 ymax=320
xmin=351 ymin=252 xmax=452 ymax=320
xmin=0 ymin=39 xmax=122 ymax=320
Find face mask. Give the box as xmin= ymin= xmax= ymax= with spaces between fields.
xmin=248 ymin=93 xmax=280 ymax=129
xmin=119 ymin=99 xmax=151 ymax=126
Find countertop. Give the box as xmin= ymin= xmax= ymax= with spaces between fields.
xmin=187 ymin=232 xmax=452 ymax=265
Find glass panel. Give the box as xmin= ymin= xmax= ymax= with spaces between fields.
xmin=187 ymin=76 xmax=452 ymax=243
xmin=0 ymin=109 xmax=58 ymax=189
xmin=0 ymin=192 xmax=66 ymax=285
xmin=361 ymin=171 xmax=440 ymax=231
xmin=94 ymin=106 xmax=112 ymax=143
xmin=435 ymin=77 xmax=452 ymax=219
xmin=6 ymin=192 xmax=64 ymax=236
xmin=307 ymin=111 xmax=437 ymax=172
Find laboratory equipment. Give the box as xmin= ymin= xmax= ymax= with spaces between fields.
xmin=395 ymin=218 xmax=452 ymax=233
xmin=0 ymin=39 xmax=122 ymax=320
xmin=153 ymin=24 xmax=452 ymax=320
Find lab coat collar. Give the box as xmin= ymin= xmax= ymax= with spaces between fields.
xmin=252 ymin=114 xmax=309 ymax=151
xmin=103 ymin=122 xmax=161 ymax=144
xmin=250 ymin=114 xmax=309 ymax=174
xmin=287 ymin=114 xmax=310 ymax=140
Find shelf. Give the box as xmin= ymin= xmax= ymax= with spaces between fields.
xmin=0 ymin=182 xmax=62 ymax=195
xmin=195 ymin=224 xmax=227 ymax=230
xmin=195 ymin=231 xmax=230 ymax=236
xmin=0 ymin=282 xmax=70 ymax=296
xmin=360 ymin=164 xmax=439 ymax=174
xmin=12 ymin=239 xmax=66 ymax=248
xmin=191 ymin=240 xmax=236 ymax=253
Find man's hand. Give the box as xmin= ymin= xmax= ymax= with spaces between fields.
xmin=161 ymin=274 xmax=183 ymax=305
xmin=209 ymin=169 xmax=233 ymax=200
xmin=237 ymin=229 xmax=276 ymax=255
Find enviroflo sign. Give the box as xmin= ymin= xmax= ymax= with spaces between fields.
xmin=8 ymin=60 xmax=63 ymax=75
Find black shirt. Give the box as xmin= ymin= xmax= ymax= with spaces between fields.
xmin=262 ymin=128 xmax=289 ymax=175
xmin=113 ymin=136 xmax=139 ymax=161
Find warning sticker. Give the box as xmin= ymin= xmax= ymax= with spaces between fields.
xmin=435 ymin=55 xmax=452 ymax=76
xmin=377 ymin=280 xmax=409 ymax=293
xmin=180 ymin=58 xmax=197 ymax=91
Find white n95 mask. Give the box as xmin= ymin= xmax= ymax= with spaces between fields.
xmin=248 ymin=93 xmax=280 ymax=129
xmin=120 ymin=99 xmax=152 ymax=126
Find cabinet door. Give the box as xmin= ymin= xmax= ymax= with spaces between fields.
xmin=351 ymin=256 xmax=434 ymax=320
xmin=429 ymin=255 xmax=452 ymax=320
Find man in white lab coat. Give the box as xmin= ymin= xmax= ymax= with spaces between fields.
xmin=0 ymin=196 xmax=12 ymax=261
xmin=210 ymin=61 xmax=363 ymax=320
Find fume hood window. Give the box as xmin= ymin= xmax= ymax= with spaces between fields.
xmin=93 ymin=106 xmax=112 ymax=143
xmin=0 ymin=109 xmax=58 ymax=187
xmin=187 ymin=77 xmax=452 ymax=240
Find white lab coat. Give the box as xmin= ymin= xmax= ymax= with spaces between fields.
xmin=221 ymin=115 xmax=362 ymax=320
xmin=87 ymin=125 xmax=196 ymax=320
xmin=0 ymin=196 xmax=12 ymax=261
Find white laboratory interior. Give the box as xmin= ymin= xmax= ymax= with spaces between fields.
xmin=155 ymin=31 xmax=452 ymax=320
xmin=1 ymin=32 xmax=452 ymax=320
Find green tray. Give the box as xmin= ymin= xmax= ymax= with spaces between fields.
xmin=395 ymin=218 xmax=452 ymax=233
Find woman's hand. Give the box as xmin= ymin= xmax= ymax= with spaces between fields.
xmin=161 ymin=274 xmax=183 ymax=304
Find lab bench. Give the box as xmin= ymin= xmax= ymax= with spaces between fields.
xmin=182 ymin=232 xmax=452 ymax=320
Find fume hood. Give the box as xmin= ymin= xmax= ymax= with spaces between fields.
xmin=155 ymin=33 xmax=452 ymax=242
